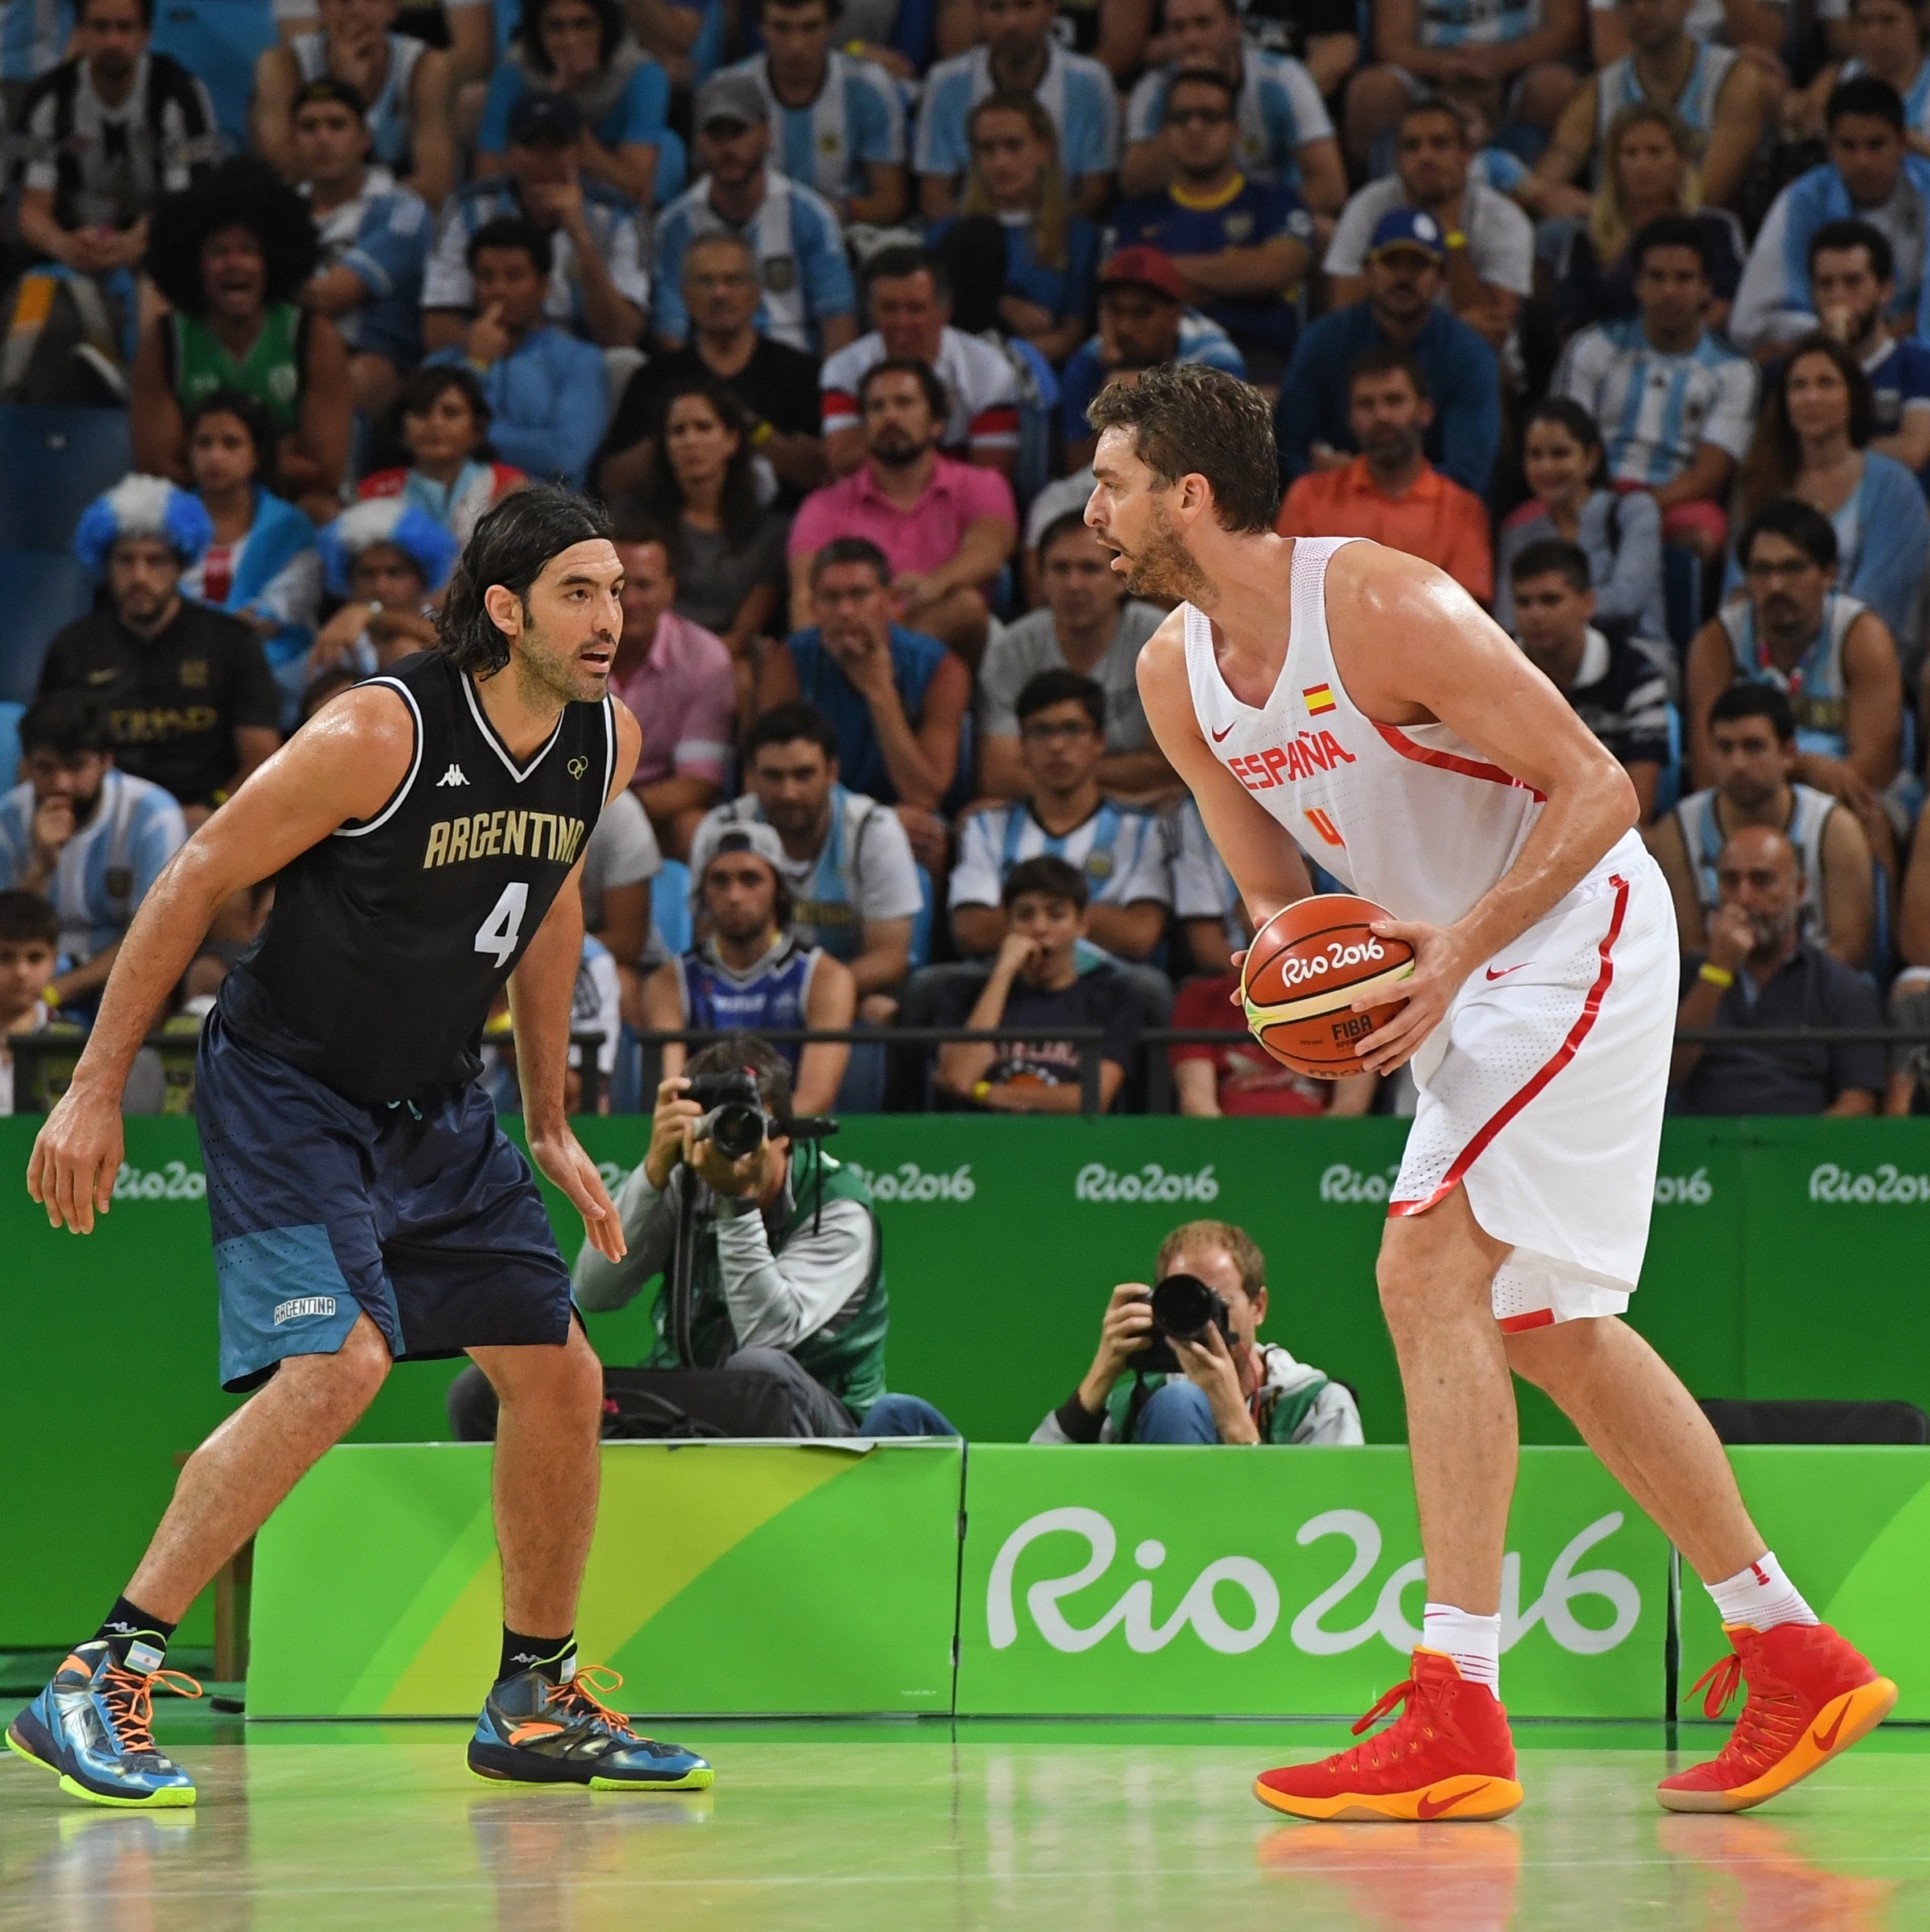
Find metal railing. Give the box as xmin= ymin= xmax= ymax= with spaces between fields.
xmin=9 ymin=1024 xmax=1924 ymax=1121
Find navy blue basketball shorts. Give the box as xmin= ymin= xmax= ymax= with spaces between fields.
xmin=196 ymin=1013 xmax=574 ymax=1393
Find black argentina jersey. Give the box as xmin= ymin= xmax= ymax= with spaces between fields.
xmin=219 ymin=651 xmax=614 ymax=1104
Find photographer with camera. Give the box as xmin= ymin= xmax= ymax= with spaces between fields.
xmin=568 ymin=1036 xmax=953 ymax=1439
xmin=1032 ymin=1220 xmax=1363 ymax=1446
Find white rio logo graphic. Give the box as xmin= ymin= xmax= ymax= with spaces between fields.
xmin=1275 ymin=935 xmax=1387 ymax=990
xmin=988 ymin=1508 xmax=1639 ymax=1658
xmin=1808 ymin=1162 xmax=1930 ymax=1204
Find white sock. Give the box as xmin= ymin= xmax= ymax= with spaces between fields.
xmin=1705 ymin=1551 xmax=1818 ymax=1632
xmin=1421 ymin=1602 xmax=1502 ymax=1693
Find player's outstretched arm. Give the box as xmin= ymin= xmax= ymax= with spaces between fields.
xmin=505 ymin=701 xmax=642 ymax=1263
xmin=1325 ymin=547 xmax=1640 ymax=1073
xmin=1136 ymin=612 xmax=1315 ymax=928
xmin=27 ymin=687 xmax=416 ymax=1234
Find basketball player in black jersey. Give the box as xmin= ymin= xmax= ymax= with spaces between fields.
xmin=11 ymin=486 xmax=715 ymax=1809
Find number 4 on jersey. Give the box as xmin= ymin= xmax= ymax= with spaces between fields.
xmin=474 ymin=881 xmax=530 ymax=967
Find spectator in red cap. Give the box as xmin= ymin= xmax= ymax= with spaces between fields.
xmin=1060 ymin=245 xmax=1247 ymax=468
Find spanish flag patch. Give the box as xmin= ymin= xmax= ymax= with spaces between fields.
xmin=1302 ymin=683 xmax=1336 ymax=715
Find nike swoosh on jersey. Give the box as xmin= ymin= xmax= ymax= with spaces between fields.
xmin=1485 ymin=963 xmax=1529 ymax=981
xmin=1210 ymin=722 xmax=1236 ymax=742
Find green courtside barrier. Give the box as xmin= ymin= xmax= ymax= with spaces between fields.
xmin=246 ymin=1441 xmax=964 ymax=1719
xmin=245 ymin=1441 xmax=1930 ymax=1720
xmin=5 ymin=1115 xmax=1929 ymax=1648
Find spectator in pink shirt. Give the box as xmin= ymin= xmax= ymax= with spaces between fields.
xmin=786 ymin=357 xmax=1017 ymax=663
xmin=607 ymin=508 xmax=735 ymax=860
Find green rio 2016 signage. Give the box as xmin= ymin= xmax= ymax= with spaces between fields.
xmin=956 ymin=1447 xmax=1668 ymax=1719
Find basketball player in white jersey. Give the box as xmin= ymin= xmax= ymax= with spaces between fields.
xmin=1087 ymin=365 xmax=1894 ymax=1823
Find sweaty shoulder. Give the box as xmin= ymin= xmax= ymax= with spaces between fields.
xmin=295 ymin=680 xmax=419 ymax=826
xmin=1321 ymin=540 xmax=1496 ymax=724
xmin=608 ymin=696 xmax=643 ymax=802
xmin=1134 ymin=605 xmax=1190 ymax=700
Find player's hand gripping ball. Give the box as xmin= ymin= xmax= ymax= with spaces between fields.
xmin=1241 ymin=894 xmax=1416 ymax=1079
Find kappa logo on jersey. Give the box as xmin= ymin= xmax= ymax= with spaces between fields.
xmin=423 ymin=809 xmax=588 ymax=869
xmin=1227 ymin=730 xmax=1357 ymax=795
xmin=437 ymin=764 xmax=469 ymax=786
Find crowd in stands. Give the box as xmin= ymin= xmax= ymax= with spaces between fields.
xmin=10 ymin=0 xmax=1930 ymax=1126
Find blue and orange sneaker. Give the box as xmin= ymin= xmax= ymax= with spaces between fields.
xmin=6 ymin=1640 xmax=200 ymax=1808
xmin=468 ymin=1662 xmax=713 ymax=1791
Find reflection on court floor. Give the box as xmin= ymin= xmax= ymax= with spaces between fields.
xmin=2 ymin=1712 xmax=1925 ymax=1931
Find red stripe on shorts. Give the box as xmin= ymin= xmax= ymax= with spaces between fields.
xmin=1387 ymin=873 xmax=1631 ymax=1220
xmin=1372 ymin=723 xmax=1549 ymax=803
xmin=1497 ymin=1310 xmax=1556 ymax=1334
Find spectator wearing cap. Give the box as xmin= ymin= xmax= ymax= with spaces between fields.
xmin=476 ymin=0 xmax=680 ymax=210
xmin=1733 ymin=77 xmax=1930 ymax=354
xmin=307 ymin=495 xmax=458 ymax=682
xmin=289 ymin=77 xmax=432 ymax=422
xmin=605 ymin=505 xmax=734 ymax=860
xmin=1648 ymin=682 xmax=1877 ymax=969
xmin=39 ymin=477 xmax=280 ymax=821
xmin=357 ymin=364 xmax=528 ymax=546
xmin=178 ymin=388 xmax=324 ymax=723
xmin=1121 ymin=0 xmax=1346 ymax=218
xmin=596 ymin=232 xmax=827 ymax=502
xmin=653 ymin=70 xmax=857 ymax=355
xmin=1277 ymin=345 xmax=1494 ymax=601
xmin=1325 ymin=94 xmax=1533 ymax=355
xmin=423 ymin=216 xmax=608 ymax=486
xmin=1801 ymin=220 xmax=1930 ymax=487
xmin=638 ymin=819 xmax=857 ymax=1115
xmin=1672 ymin=824 xmax=1886 ymax=1116
xmin=423 ymin=90 xmax=649 ymax=353
xmin=1060 ymin=246 xmax=1247 ymax=469
xmin=951 ymin=670 xmax=1173 ymax=965
xmin=723 ymin=0 xmax=907 ymax=225
xmin=1509 ymin=538 xmax=1672 ymax=819
xmin=979 ymin=510 xmax=1173 ymax=801
xmin=253 ymin=0 xmax=456 ymax=211
xmin=0 ymin=690 xmax=187 ymax=1013
xmin=820 ymin=246 xmax=1022 ymax=480
xmin=691 ymin=702 xmax=925 ymax=1022
xmin=916 ymin=0 xmax=1120 ymax=222
xmin=786 ymin=360 xmax=1017 ymax=659
xmin=1107 ymin=67 xmax=1316 ymax=380
xmin=1275 ymin=207 xmax=1500 ymax=495
xmin=761 ymin=536 xmax=971 ymax=855
xmin=1553 ymin=214 xmax=1757 ymax=569
xmin=932 ymin=855 xmax=1142 ymax=1115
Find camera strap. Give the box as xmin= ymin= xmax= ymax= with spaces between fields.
xmin=669 ymin=1167 xmax=698 ymax=1368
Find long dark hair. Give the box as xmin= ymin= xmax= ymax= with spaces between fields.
xmin=641 ymin=379 xmax=763 ymax=547
xmin=437 ymin=483 xmax=612 ymax=676
xmin=1520 ymin=395 xmax=1606 ymax=489
xmin=184 ymin=386 xmax=279 ymax=495
xmin=518 ymin=0 xmax=623 ymax=72
xmin=1738 ymin=330 xmax=1877 ymax=526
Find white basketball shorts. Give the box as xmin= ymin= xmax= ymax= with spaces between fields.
xmin=1388 ymin=840 xmax=1678 ymax=1331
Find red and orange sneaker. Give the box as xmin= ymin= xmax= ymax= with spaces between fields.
xmin=1253 ymin=1649 xmax=1525 ymax=1823
xmin=1658 ymin=1622 xmax=1897 ymax=1814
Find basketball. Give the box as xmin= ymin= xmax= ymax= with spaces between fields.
xmin=1240 ymin=894 xmax=1416 ymax=1079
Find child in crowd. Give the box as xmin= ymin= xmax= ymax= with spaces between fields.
xmin=357 ymin=364 xmax=527 ymax=545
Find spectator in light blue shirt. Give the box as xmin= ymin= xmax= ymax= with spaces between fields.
xmin=476 ymin=0 xmax=682 ymax=209
xmin=653 ymin=69 xmax=858 ymax=353
xmin=915 ymin=0 xmax=1118 ymax=220
xmin=425 ymin=216 xmax=608 ymax=487
xmin=726 ymin=0 xmax=907 ymax=225
xmin=0 ymin=690 xmax=185 ymax=1012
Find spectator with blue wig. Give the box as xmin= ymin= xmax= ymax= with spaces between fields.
xmin=39 ymin=475 xmax=281 ymax=819
xmin=177 ymin=388 xmax=323 ymax=725
xmin=308 ymin=496 xmax=460 ymax=682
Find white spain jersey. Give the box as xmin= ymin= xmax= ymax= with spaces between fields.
xmin=1182 ymin=535 xmax=1622 ymax=928
xmin=1182 ymin=535 xmax=1676 ymax=1317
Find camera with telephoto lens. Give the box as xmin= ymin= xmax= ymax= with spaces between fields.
xmin=1135 ymin=1271 xmax=1235 ymax=1374
xmin=685 ymin=1068 xmax=773 ymax=1162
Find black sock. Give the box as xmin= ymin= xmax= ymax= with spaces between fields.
xmin=94 ymin=1596 xmax=177 ymax=1671
xmin=498 ymin=1628 xmax=575 ymax=1686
